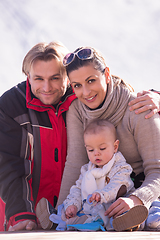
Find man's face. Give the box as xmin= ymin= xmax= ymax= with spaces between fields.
xmin=28 ymin=58 xmax=68 ymax=105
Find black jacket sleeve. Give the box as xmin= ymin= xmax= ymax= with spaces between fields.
xmin=0 ymin=84 xmax=35 ymax=222
xmin=0 ymin=108 xmax=35 ymax=220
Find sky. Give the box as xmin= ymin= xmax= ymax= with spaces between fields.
xmin=0 ymin=0 xmax=160 ymax=96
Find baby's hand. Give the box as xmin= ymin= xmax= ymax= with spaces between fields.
xmin=65 ymin=205 xmax=77 ymax=219
xmin=89 ymin=192 xmax=101 ymax=203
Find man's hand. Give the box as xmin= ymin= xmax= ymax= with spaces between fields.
xmin=129 ymin=90 xmax=160 ymax=119
xmin=8 ymin=220 xmax=37 ymax=231
xmin=104 ymin=196 xmax=143 ymax=219
xmin=65 ymin=205 xmax=77 ymax=219
xmin=89 ymin=192 xmax=101 ymax=203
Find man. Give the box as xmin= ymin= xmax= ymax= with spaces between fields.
xmin=0 ymin=41 xmax=76 ymax=231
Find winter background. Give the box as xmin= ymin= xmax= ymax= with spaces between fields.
xmin=0 ymin=0 xmax=160 ymax=96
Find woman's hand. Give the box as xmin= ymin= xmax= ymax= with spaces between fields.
xmin=104 ymin=195 xmax=143 ymax=219
xmin=129 ymin=90 xmax=160 ymax=119
xmin=65 ymin=205 xmax=77 ymax=219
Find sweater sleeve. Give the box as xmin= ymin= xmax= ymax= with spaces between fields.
xmin=57 ymin=100 xmax=89 ymax=206
xmin=96 ymin=153 xmax=134 ymax=204
xmin=150 ymin=89 xmax=160 ymax=114
xmin=63 ymin=164 xmax=88 ymax=211
xmin=121 ymin=105 xmax=160 ymax=209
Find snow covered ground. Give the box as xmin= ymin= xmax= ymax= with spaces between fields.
xmin=0 ymin=0 xmax=160 ymax=96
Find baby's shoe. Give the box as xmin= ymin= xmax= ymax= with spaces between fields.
xmin=112 ymin=205 xmax=148 ymax=231
xmin=36 ymin=197 xmax=57 ymax=230
xmin=49 ymin=204 xmax=67 ymax=231
xmin=145 ymin=201 xmax=160 ymax=230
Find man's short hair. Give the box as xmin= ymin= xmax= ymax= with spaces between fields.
xmin=22 ymin=41 xmax=69 ymax=76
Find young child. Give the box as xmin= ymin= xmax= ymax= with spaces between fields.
xmin=37 ymin=119 xmax=148 ymax=231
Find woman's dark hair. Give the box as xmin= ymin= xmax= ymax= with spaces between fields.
xmin=66 ymin=47 xmax=107 ymax=76
xmin=65 ymin=46 xmax=134 ymax=92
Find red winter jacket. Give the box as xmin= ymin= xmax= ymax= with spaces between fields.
xmin=0 ymin=79 xmax=76 ymax=230
xmin=150 ymin=89 xmax=160 ymax=115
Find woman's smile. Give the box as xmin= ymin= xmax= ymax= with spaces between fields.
xmin=85 ymin=94 xmax=97 ymax=102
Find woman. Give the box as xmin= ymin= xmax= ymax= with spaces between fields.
xmin=57 ymin=47 xmax=160 ymax=230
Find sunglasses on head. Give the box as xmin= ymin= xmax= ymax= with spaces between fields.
xmin=63 ymin=48 xmax=94 ymax=66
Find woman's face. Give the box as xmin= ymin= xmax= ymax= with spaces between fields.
xmin=68 ymin=64 xmax=110 ymax=109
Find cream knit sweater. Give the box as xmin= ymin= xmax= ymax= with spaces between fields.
xmin=63 ymin=152 xmax=134 ymax=211
xmin=58 ymin=78 xmax=160 ymax=209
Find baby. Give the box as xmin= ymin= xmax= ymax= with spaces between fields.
xmin=62 ymin=119 xmax=135 ymax=230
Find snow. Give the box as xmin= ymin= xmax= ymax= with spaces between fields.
xmin=0 ymin=0 xmax=160 ymax=95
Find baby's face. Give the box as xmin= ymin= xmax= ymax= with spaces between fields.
xmin=84 ymin=129 xmax=119 ymax=168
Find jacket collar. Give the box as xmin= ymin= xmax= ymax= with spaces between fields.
xmin=26 ymin=78 xmax=76 ymax=112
